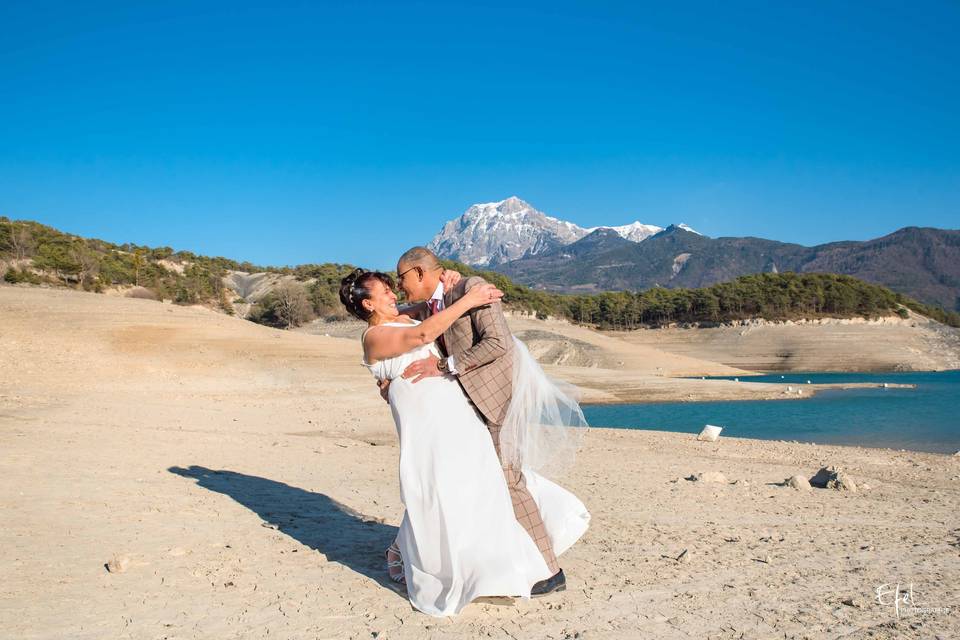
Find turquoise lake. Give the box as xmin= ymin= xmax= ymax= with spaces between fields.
xmin=581 ymin=370 xmax=960 ymax=454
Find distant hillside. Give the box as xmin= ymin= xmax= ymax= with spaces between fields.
xmin=495 ymin=225 xmax=960 ymax=312
xmin=3 ymin=217 xmax=958 ymax=330
xmin=0 ymin=217 xmax=357 ymax=327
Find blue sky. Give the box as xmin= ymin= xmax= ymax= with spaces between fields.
xmin=1 ymin=1 xmax=957 ymax=269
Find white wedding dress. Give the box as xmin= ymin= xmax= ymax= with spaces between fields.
xmin=364 ymin=321 xmax=590 ymax=617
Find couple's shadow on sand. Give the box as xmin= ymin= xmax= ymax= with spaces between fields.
xmin=169 ymin=465 xmax=400 ymax=592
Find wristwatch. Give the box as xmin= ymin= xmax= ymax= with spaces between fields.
xmin=437 ymin=357 xmax=450 ymax=374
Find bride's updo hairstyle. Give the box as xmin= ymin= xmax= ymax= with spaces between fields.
xmin=339 ymin=268 xmax=396 ymax=321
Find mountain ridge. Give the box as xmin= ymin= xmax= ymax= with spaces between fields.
xmin=427 ymin=198 xmax=959 ymax=312
xmin=495 ymin=223 xmax=960 ymax=311
xmin=3 ymin=216 xmax=959 ymax=330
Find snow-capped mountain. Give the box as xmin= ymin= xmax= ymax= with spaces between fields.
xmin=596 ymin=221 xmax=664 ymax=243
xmin=428 ymin=196 xmax=696 ymax=266
xmin=427 ymin=197 xmax=588 ymax=266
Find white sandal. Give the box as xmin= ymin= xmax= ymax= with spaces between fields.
xmin=385 ymin=540 xmax=406 ymax=586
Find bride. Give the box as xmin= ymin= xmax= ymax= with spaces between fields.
xmin=339 ymin=268 xmax=588 ymax=617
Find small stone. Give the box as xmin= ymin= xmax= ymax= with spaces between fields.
xmin=809 ymin=466 xmax=857 ymax=492
xmin=832 ymin=472 xmax=857 ymax=491
xmin=786 ymin=475 xmax=811 ymax=490
xmin=687 ymin=471 xmax=728 ymax=483
xmin=106 ymin=555 xmax=130 ymax=574
xmin=842 ymin=597 xmax=863 ymax=608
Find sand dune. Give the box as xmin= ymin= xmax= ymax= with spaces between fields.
xmin=2 ymin=286 xmax=958 ymax=639
xmin=607 ymin=315 xmax=960 ymax=373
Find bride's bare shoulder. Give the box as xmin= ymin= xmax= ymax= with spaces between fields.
xmin=363 ymin=317 xmax=415 ymax=343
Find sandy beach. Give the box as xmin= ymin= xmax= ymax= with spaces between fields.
xmin=2 ymin=286 xmax=959 ymax=639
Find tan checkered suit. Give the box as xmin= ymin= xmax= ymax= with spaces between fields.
xmin=438 ymin=276 xmax=560 ymax=574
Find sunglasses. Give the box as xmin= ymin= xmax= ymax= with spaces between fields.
xmin=397 ymin=265 xmax=423 ymax=282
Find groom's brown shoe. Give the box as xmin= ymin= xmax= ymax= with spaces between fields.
xmin=531 ymin=569 xmax=566 ymax=597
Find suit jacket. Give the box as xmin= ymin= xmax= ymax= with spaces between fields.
xmin=438 ymin=276 xmax=514 ymax=427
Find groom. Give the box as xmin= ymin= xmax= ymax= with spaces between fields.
xmin=381 ymin=246 xmax=566 ymax=597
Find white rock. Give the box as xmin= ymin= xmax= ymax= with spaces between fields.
xmin=106 ymin=555 xmax=130 ymax=574
xmin=697 ymin=425 xmax=723 ymax=442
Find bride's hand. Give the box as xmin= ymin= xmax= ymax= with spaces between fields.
xmin=464 ymin=282 xmax=504 ymax=308
xmin=440 ymin=269 xmax=462 ymax=289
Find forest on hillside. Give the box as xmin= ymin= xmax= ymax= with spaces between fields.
xmin=441 ymin=261 xmax=960 ymax=329
xmin=3 ymin=217 xmax=958 ymax=329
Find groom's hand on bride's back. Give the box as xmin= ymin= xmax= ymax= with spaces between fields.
xmin=402 ymin=354 xmax=442 ymax=383
xmin=378 ymin=379 xmax=391 ymax=403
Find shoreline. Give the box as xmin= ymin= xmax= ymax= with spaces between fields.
xmin=689 ymin=368 xmax=960 ymax=376
xmin=577 ymin=381 xmax=918 ymax=405
xmin=546 ymin=364 xmax=921 ymax=405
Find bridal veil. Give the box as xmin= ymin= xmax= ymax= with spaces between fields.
xmin=500 ymin=337 xmax=589 ymax=477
